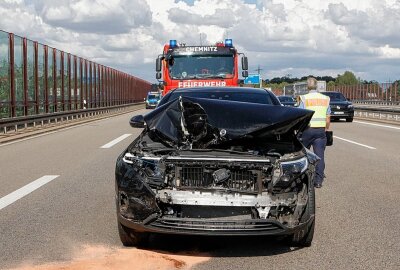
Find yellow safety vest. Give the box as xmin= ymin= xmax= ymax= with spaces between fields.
xmin=301 ymin=92 xmax=330 ymax=128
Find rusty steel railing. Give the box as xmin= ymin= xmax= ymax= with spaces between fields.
xmin=0 ymin=30 xmax=151 ymax=120
xmin=327 ymin=82 xmax=399 ymax=105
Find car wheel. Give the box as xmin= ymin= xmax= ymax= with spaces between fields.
xmin=346 ymin=117 xmax=353 ymax=122
xmin=117 ymin=222 xmax=149 ymax=247
xmin=289 ymin=183 xmax=315 ymax=247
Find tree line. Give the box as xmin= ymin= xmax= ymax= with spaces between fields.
xmin=264 ymin=71 xmax=397 ymax=86
xmin=261 ymin=71 xmax=399 ymax=95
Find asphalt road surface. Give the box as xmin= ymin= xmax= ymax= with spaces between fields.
xmin=0 ymin=110 xmax=399 ymax=270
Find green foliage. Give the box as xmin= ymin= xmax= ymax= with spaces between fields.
xmin=0 ymin=59 xmax=10 ymax=118
xmin=335 ymin=71 xmax=359 ymax=85
xmin=263 ymin=81 xmax=288 ymax=90
xmin=266 ymin=75 xmax=335 ymax=84
xmin=327 ymin=81 xmax=335 ymax=89
xmin=0 ymin=59 xmax=9 ymax=99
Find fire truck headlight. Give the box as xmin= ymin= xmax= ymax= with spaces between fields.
xmin=225 ymin=39 xmax=233 ymax=47
xmin=169 ymin=40 xmax=177 ymax=48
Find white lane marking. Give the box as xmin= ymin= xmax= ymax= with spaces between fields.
xmin=354 ymin=121 xmax=400 ymax=130
xmin=333 ymin=136 xmax=376 ymax=150
xmin=100 ymin=134 xmax=132 ymax=149
xmin=0 ymin=175 xmax=59 ymax=210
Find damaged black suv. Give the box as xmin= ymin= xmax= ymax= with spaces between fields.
xmin=115 ymin=87 xmax=318 ymax=247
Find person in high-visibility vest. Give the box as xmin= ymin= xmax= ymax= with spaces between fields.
xmin=299 ymin=77 xmax=331 ymax=188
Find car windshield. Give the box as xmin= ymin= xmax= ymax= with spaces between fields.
xmin=278 ymin=96 xmax=294 ymax=102
xmin=168 ymin=91 xmax=275 ymax=105
xmin=148 ymin=95 xmax=160 ymax=100
xmin=322 ymin=92 xmax=347 ymax=101
xmin=168 ymin=55 xmax=234 ymax=80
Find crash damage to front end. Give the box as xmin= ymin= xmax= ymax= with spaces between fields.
xmin=116 ymin=97 xmax=318 ymax=237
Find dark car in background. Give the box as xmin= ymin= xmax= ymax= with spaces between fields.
xmin=115 ymin=87 xmax=318 ymax=248
xmin=320 ymin=91 xmax=354 ymax=122
xmin=277 ymin=95 xmax=296 ymax=107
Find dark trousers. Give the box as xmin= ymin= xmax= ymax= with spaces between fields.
xmin=301 ymin=128 xmax=327 ymax=185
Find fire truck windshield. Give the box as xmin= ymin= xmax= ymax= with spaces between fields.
xmin=168 ymin=55 xmax=234 ymax=80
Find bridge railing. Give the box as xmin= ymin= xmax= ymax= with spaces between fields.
xmin=0 ymin=30 xmax=151 ymax=120
xmin=327 ymin=82 xmax=399 ymax=105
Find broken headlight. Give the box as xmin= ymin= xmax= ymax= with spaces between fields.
xmin=272 ymin=156 xmax=308 ymax=188
xmin=123 ymin=153 xmax=165 ymax=187
xmin=123 ymin=152 xmax=142 ymax=165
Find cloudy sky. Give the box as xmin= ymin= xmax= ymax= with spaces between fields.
xmin=1 ymin=0 xmax=399 ymax=82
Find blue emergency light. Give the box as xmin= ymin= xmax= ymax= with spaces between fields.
xmin=169 ymin=40 xmax=177 ymax=48
xmin=224 ymin=39 xmax=233 ymax=47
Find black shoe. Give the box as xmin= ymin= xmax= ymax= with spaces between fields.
xmin=314 ymin=183 xmax=322 ymax=188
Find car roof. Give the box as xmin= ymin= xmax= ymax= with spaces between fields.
xmin=169 ymin=87 xmax=270 ymax=94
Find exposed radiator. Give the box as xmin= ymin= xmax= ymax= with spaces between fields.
xmin=179 ymin=166 xmax=259 ymax=192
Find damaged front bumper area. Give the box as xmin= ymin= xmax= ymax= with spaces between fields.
xmin=116 ymin=152 xmax=315 ymax=236
xmin=116 ymin=96 xmax=316 ymax=237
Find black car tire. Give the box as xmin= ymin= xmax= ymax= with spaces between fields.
xmin=117 ymin=221 xmax=149 ymax=247
xmin=289 ymin=183 xmax=315 ymax=247
xmin=346 ymin=117 xmax=353 ymax=122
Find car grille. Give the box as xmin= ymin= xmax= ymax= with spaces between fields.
xmin=330 ymin=105 xmax=352 ymax=111
xmin=150 ymin=217 xmax=285 ymax=234
xmin=179 ymin=166 xmax=259 ymax=192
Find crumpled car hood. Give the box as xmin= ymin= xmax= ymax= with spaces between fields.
xmin=143 ymin=97 xmax=314 ymax=148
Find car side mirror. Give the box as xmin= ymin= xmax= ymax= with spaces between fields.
xmin=241 ymin=56 xmax=248 ymax=70
xmin=242 ymin=70 xmax=248 ymax=77
xmin=156 ymin=56 xmax=162 ymax=72
xmin=129 ymin=115 xmax=145 ymax=128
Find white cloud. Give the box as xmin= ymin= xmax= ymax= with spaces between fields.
xmin=168 ymin=8 xmax=238 ymax=28
xmin=375 ymin=45 xmax=400 ymax=59
xmin=39 ymin=0 xmax=153 ymax=34
xmin=0 ymin=0 xmax=398 ymax=82
xmin=327 ymin=1 xmax=400 ymax=47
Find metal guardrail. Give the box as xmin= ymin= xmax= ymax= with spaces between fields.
xmin=354 ymin=105 xmax=400 ymax=113
xmin=353 ymin=100 xmax=400 ymax=106
xmin=328 ymin=82 xmax=399 ymax=104
xmin=354 ymin=106 xmax=400 ymax=122
xmin=1 ymin=102 xmax=144 ymax=134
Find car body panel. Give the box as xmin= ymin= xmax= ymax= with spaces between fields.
xmin=146 ymin=96 xmax=313 ymax=148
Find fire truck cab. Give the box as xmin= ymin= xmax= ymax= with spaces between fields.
xmin=156 ymin=39 xmax=248 ymax=95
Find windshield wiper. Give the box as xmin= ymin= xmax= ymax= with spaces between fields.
xmin=197 ymin=74 xmax=226 ymax=79
xmin=172 ymin=75 xmax=198 ymax=79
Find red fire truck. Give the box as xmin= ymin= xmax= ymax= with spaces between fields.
xmin=156 ymin=39 xmax=248 ymax=95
